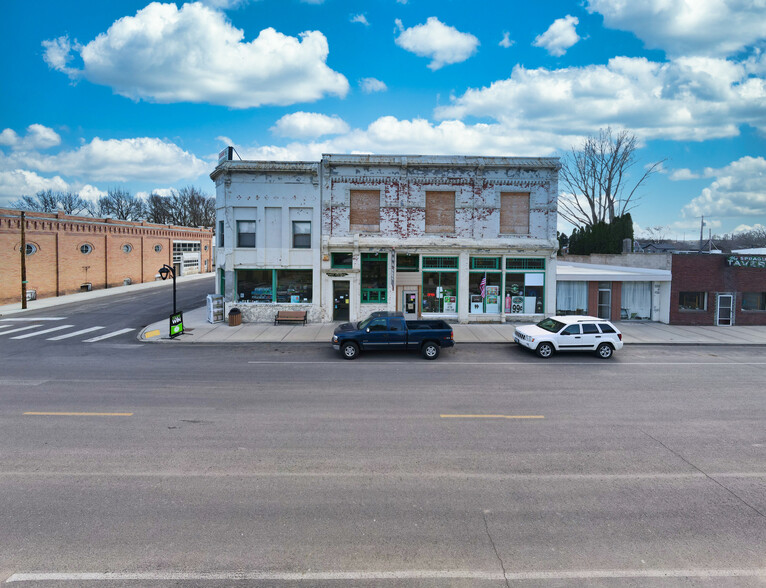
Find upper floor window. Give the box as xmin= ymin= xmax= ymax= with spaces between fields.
xmin=425 ymin=191 xmax=455 ymax=233
xmin=500 ymin=192 xmax=530 ymax=234
xmin=292 ymin=221 xmax=311 ymax=248
xmin=80 ymin=243 xmax=93 ymax=255
xmin=237 ymin=221 xmax=256 ymax=248
xmin=350 ymin=190 xmax=380 ymax=232
xmin=218 ymin=221 xmax=224 ymax=247
xmin=396 ymin=254 xmax=419 ymax=272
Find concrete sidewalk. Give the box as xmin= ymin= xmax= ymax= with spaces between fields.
xmin=140 ymin=306 xmax=766 ymax=345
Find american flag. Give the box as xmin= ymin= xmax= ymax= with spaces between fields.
xmin=480 ymin=273 xmax=487 ymax=298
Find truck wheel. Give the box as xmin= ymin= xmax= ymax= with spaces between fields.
xmin=422 ymin=342 xmax=440 ymax=360
xmin=536 ymin=342 xmax=554 ymax=358
xmin=342 ymin=342 xmax=359 ymax=360
xmin=596 ymin=342 xmax=614 ymax=359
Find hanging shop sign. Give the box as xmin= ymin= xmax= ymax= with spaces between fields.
xmin=726 ymin=255 xmax=766 ymax=268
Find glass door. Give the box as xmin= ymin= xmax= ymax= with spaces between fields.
xmin=717 ymin=294 xmax=733 ymax=326
xmin=598 ymin=282 xmax=611 ymax=319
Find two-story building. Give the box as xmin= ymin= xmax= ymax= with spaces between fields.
xmin=211 ymin=153 xmax=560 ymax=324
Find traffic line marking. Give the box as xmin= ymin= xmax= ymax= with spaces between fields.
xmin=0 ymin=325 xmax=43 ymax=336
xmin=11 ymin=325 xmax=74 ymax=339
xmin=0 ymin=317 xmax=67 ymax=321
xmin=47 ymin=326 xmax=104 ymax=340
xmin=6 ymin=568 xmax=766 ymax=582
xmin=144 ymin=329 xmax=161 ymax=338
xmin=441 ymin=414 xmax=544 ymax=419
xmin=82 ymin=328 xmax=135 ymax=342
xmin=23 ymin=412 xmax=133 ymax=416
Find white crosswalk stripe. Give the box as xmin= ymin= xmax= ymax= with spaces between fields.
xmin=11 ymin=325 xmax=75 ymax=339
xmin=46 ymin=326 xmax=105 ymax=341
xmin=0 ymin=325 xmax=43 ymax=336
xmin=82 ymin=328 xmax=135 ymax=342
xmin=0 ymin=317 xmax=68 ymax=321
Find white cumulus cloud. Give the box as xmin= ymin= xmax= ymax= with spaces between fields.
xmin=42 ymin=2 xmax=349 ymax=108
xmin=435 ymin=56 xmax=766 ymax=141
xmin=271 ymin=112 xmax=350 ymax=139
xmin=587 ymin=0 xmax=766 ymax=57
xmin=0 ymin=124 xmax=61 ymax=151
xmin=499 ymin=32 xmax=514 ymax=49
xmin=359 ymin=77 xmax=388 ymax=93
xmin=533 ymin=15 xmax=580 ymax=57
xmin=681 ymin=156 xmax=766 ymax=218
xmin=0 ymin=170 xmax=69 ymax=200
xmin=669 ymin=168 xmax=702 ymax=181
xmin=395 ymin=17 xmax=479 ymax=70
xmin=351 ymin=14 xmax=369 ymax=26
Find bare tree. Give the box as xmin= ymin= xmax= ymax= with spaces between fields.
xmin=559 ymin=128 xmax=664 ymax=227
xmin=97 ymin=188 xmax=145 ymax=220
xmin=11 ymin=190 xmax=94 ymax=215
xmin=644 ymin=225 xmax=668 ymax=243
xmin=165 ymin=186 xmax=215 ymax=227
xmin=145 ymin=193 xmax=171 ymax=224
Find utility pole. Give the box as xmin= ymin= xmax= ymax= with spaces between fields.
xmin=20 ymin=211 xmax=27 ymax=309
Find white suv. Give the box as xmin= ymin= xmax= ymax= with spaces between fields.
xmin=514 ymin=315 xmax=623 ymax=359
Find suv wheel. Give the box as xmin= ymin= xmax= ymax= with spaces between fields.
xmin=536 ymin=342 xmax=554 ymax=358
xmin=596 ymin=342 xmax=614 ymax=359
xmin=422 ymin=342 xmax=440 ymax=360
xmin=342 ymin=342 xmax=359 ymax=360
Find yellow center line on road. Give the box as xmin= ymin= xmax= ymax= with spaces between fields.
xmin=440 ymin=414 xmax=544 ymax=419
xmin=23 ymin=412 xmax=133 ymax=416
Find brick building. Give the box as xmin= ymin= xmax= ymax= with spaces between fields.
xmin=1 ymin=208 xmax=214 ymax=305
xmin=212 ymin=153 xmax=560 ymax=323
xmin=670 ymin=253 xmax=766 ymax=326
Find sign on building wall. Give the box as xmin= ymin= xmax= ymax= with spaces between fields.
xmin=726 ymin=255 xmax=766 ymax=268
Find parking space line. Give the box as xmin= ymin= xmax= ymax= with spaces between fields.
xmin=23 ymin=412 xmax=133 ymax=416
xmin=11 ymin=325 xmax=74 ymax=339
xmin=82 ymin=328 xmax=135 ymax=342
xmin=441 ymin=414 xmax=544 ymax=419
xmin=47 ymin=326 xmax=104 ymax=340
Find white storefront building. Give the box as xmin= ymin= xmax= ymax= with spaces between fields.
xmin=212 ymin=153 xmax=561 ymax=324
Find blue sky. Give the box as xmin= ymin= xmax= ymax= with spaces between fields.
xmin=1 ymin=0 xmax=765 ymax=238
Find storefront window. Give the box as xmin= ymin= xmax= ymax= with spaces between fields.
xmin=396 ymin=254 xmax=419 ymax=272
xmin=556 ymin=281 xmax=588 ymax=315
xmin=237 ymin=269 xmax=272 ymax=302
xmin=679 ymin=291 xmax=707 ymax=311
xmin=504 ymin=272 xmax=544 ymax=314
xmin=422 ymin=271 xmax=457 ymax=313
xmin=331 ymin=252 xmax=352 ymax=268
xmin=621 ymin=282 xmax=652 ymax=319
xmin=742 ymin=292 xmax=766 ymax=311
xmin=235 ymin=269 xmax=312 ymax=303
xmin=469 ymin=272 xmax=502 ymax=313
xmin=361 ymin=253 xmax=387 ymax=303
xmin=276 ymin=269 xmax=312 ymax=303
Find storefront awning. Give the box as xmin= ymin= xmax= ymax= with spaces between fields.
xmin=556 ymin=261 xmax=671 ymax=282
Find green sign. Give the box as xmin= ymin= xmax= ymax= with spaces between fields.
xmin=726 ymin=255 xmax=766 ymax=268
xmin=169 ymin=311 xmax=184 ymax=338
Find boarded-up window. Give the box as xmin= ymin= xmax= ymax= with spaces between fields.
xmin=500 ymin=192 xmax=530 ymax=234
xmin=349 ymin=190 xmax=380 ymax=232
xmin=425 ymin=191 xmax=455 ymax=233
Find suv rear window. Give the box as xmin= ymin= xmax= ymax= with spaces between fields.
xmin=598 ymin=323 xmax=616 ymax=333
xmin=582 ymin=323 xmax=599 ymax=334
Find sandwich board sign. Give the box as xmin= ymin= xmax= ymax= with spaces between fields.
xmin=170 ymin=311 xmax=184 ymax=338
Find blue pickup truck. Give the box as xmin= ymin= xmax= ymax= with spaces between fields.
xmin=332 ymin=311 xmax=454 ymax=360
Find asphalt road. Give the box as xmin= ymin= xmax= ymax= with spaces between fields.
xmin=1 ymin=287 xmax=765 ymax=586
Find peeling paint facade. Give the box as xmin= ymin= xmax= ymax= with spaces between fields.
xmin=211 ymin=154 xmax=560 ymax=324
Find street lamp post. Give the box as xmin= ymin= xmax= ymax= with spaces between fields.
xmin=158 ymin=264 xmax=176 ymax=314
xmin=159 ymin=264 xmax=183 ymax=338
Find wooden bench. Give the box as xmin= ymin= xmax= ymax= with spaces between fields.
xmin=274 ymin=310 xmax=307 ymax=326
